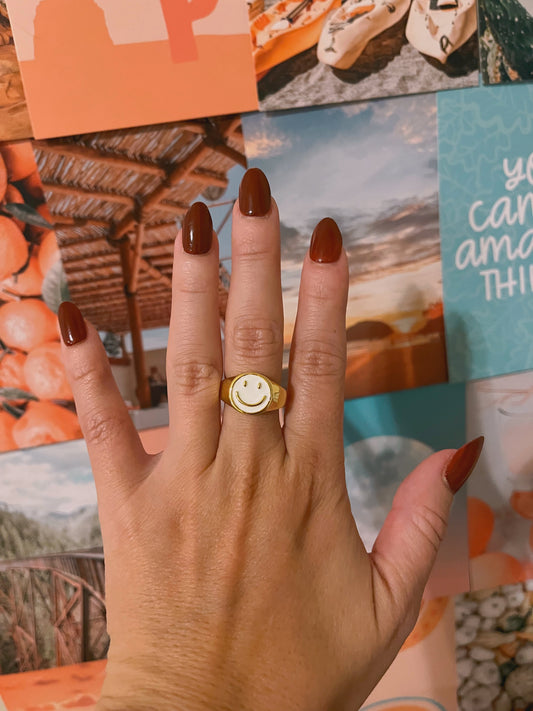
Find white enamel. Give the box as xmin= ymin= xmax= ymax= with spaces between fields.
xmin=230 ymin=374 xmax=271 ymax=414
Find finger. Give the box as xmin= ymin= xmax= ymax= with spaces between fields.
xmin=58 ymin=302 xmax=151 ymax=499
xmin=370 ymin=438 xmax=484 ymax=634
xmin=284 ymin=218 xmax=347 ymax=474
xmin=165 ymin=202 xmax=223 ymax=468
xmin=220 ymin=169 xmax=284 ymax=447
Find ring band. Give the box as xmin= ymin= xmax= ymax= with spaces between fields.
xmin=220 ymin=372 xmax=287 ymax=414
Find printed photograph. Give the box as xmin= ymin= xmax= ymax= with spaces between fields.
xmin=0 ymin=438 xmax=106 ymax=676
xmin=0 ymin=1 xmax=32 ymax=141
xmin=344 ymin=380 xmax=469 ymax=598
xmin=6 ymin=0 xmax=257 ymax=138
xmin=478 ymin=0 xmax=533 ymax=83
xmin=466 ymin=370 xmax=533 ymax=593
xmin=249 ymin=0 xmax=479 ymax=112
xmin=454 ymin=580 xmax=533 ymax=711
xmin=34 ymin=117 xmax=244 ymax=428
xmin=243 ymin=93 xmax=448 ymax=400
xmin=0 ymin=659 xmax=105 ymax=710
xmin=0 ymin=139 xmax=82 ymax=455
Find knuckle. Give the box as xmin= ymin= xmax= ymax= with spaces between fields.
xmin=69 ymin=356 xmax=109 ymax=391
xmin=170 ymin=359 xmax=220 ymax=395
xmin=83 ymin=408 xmax=130 ymax=447
xmin=411 ymin=504 xmax=448 ymax=556
xmin=175 ymin=260 xmax=211 ymax=295
xmin=295 ymin=338 xmax=345 ymax=379
xmin=230 ymin=317 xmax=282 ymax=363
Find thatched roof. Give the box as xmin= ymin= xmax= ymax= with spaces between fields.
xmin=34 ymin=115 xmax=244 ymax=334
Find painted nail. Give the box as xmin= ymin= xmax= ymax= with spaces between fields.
xmin=58 ymin=301 xmax=87 ymax=346
xmin=310 ymin=217 xmax=343 ymax=263
xmin=182 ymin=202 xmax=213 ymax=255
xmin=444 ymin=436 xmax=485 ymax=494
xmin=239 ymin=168 xmax=271 ymax=217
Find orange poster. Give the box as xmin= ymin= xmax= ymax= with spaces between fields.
xmin=5 ymin=0 xmax=258 ymax=138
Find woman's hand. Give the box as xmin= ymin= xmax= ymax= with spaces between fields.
xmin=58 ymin=169 xmax=482 ymax=711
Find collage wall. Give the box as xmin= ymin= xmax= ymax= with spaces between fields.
xmin=0 ymin=0 xmax=531 ymax=709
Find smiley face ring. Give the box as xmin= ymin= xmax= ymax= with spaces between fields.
xmin=220 ymin=373 xmax=287 ymax=415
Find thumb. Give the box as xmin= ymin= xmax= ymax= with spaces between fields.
xmin=370 ymin=437 xmax=484 ymax=627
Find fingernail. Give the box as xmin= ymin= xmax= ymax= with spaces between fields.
xmin=239 ymin=168 xmax=271 ymax=217
xmin=58 ymin=301 xmax=87 ymax=346
xmin=444 ymin=436 xmax=485 ymax=494
xmin=182 ymin=202 xmax=213 ymax=255
xmin=310 ymin=217 xmax=343 ymax=263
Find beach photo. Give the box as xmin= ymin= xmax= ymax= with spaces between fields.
xmin=243 ymin=93 xmax=448 ymax=400
xmin=249 ymin=0 xmax=479 ymax=112
xmin=6 ymin=0 xmax=257 ymax=138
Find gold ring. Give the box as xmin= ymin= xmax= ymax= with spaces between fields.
xmin=220 ymin=372 xmax=287 ymax=414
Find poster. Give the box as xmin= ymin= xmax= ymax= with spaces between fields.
xmin=251 ymin=0 xmax=479 ymax=113
xmin=0 ymin=1 xmax=32 ymax=140
xmin=6 ymin=0 xmax=258 ymax=138
xmin=478 ymin=0 xmax=533 ymax=84
xmin=438 ymin=83 xmax=533 ymax=384
xmin=243 ymin=93 xmax=448 ymax=400
xmin=344 ymin=381 xmax=469 ymax=599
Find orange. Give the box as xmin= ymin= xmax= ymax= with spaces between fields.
xmin=0 ymin=299 xmax=59 ymax=352
xmin=38 ymin=230 xmax=61 ymax=276
xmin=530 ymin=524 xmax=533 ymax=553
xmin=509 ymin=490 xmax=533 ymax=520
xmin=467 ymin=496 xmax=495 ymax=557
xmin=0 ymin=351 xmax=28 ymax=392
xmin=1 ymin=254 xmax=44 ymax=296
xmin=1 ymin=141 xmax=36 ymax=182
xmin=19 ymin=169 xmax=44 ymax=203
xmin=0 ymin=152 xmax=6 ymax=203
xmin=0 ymin=215 xmax=28 ymax=281
xmin=24 ymin=342 xmax=72 ymax=401
xmin=4 ymin=183 xmax=26 ymax=230
xmin=401 ymin=596 xmax=448 ymax=651
xmin=12 ymin=401 xmax=81 ymax=449
xmin=0 ymin=410 xmax=17 ymax=452
xmin=470 ymin=551 xmax=525 ymax=591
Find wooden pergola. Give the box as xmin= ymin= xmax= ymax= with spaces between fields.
xmin=34 ymin=116 xmax=245 ymax=407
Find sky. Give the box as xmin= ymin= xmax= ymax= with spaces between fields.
xmin=0 ymin=439 xmax=96 ymax=516
xmin=242 ymin=93 xmax=442 ymax=329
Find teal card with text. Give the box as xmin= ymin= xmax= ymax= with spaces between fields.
xmin=438 ymin=84 xmax=533 ymax=382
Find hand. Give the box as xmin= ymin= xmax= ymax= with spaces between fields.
xmin=58 ymin=169 xmax=482 ymax=711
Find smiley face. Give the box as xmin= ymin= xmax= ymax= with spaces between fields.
xmin=229 ymin=373 xmax=272 ymax=414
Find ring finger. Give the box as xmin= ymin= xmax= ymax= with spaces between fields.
xmin=219 ymin=169 xmax=285 ymax=453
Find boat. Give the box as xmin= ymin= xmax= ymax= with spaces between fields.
xmin=406 ymin=0 xmax=477 ymax=63
xmin=251 ymin=0 xmax=342 ymax=77
xmin=316 ymin=0 xmax=411 ymax=69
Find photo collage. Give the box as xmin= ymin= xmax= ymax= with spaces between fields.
xmin=0 ymin=0 xmax=531 ymax=708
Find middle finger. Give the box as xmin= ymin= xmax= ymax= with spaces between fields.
xmin=220 ymin=169 xmax=284 ymax=450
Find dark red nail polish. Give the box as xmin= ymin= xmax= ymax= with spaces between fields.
xmin=58 ymin=301 xmax=87 ymax=346
xmin=444 ymin=436 xmax=485 ymax=494
xmin=182 ymin=202 xmax=213 ymax=255
xmin=239 ymin=168 xmax=271 ymax=217
xmin=309 ymin=218 xmax=343 ymax=263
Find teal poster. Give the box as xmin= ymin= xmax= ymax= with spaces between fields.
xmin=438 ymin=84 xmax=533 ymax=382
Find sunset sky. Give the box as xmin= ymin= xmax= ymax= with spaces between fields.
xmin=242 ymin=94 xmax=443 ymax=331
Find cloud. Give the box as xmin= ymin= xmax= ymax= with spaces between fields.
xmin=341 ymin=102 xmax=370 ymax=117
xmin=0 ymin=440 xmax=97 ymax=516
xmin=244 ymin=125 xmax=292 ymax=159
